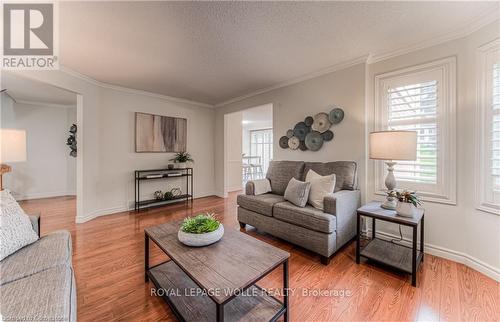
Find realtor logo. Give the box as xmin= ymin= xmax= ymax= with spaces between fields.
xmin=2 ymin=2 xmax=59 ymax=69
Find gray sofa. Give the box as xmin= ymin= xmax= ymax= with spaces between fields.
xmin=0 ymin=215 xmax=76 ymax=322
xmin=237 ymin=160 xmax=360 ymax=264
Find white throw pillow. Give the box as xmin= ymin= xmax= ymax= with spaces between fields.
xmin=305 ymin=169 xmax=336 ymax=210
xmin=0 ymin=190 xmax=39 ymax=261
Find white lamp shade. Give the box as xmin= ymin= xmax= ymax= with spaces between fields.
xmin=0 ymin=129 xmax=27 ymax=163
xmin=369 ymin=131 xmax=417 ymax=161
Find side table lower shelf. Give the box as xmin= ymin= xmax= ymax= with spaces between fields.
xmin=148 ymin=261 xmax=285 ymax=322
xmin=359 ymin=238 xmax=423 ymax=274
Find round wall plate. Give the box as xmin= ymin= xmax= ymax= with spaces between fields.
xmin=293 ymin=122 xmax=310 ymax=140
xmin=304 ymin=116 xmax=314 ymax=127
xmin=286 ymin=129 xmax=294 ymax=138
xmin=279 ymin=136 xmax=289 ymax=149
xmin=322 ymin=130 xmax=334 ymax=141
xmin=305 ymin=131 xmax=324 ymax=151
xmin=288 ymin=136 xmax=300 ymax=150
xmin=329 ymin=107 xmax=344 ymax=124
xmin=299 ymin=140 xmax=307 ymax=151
xmin=312 ymin=112 xmax=332 ymax=133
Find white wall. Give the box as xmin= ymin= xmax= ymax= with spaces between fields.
xmin=366 ymin=20 xmax=500 ymax=280
xmin=224 ymin=111 xmax=243 ymax=192
xmin=215 ymin=63 xmax=366 ymax=198
xmin=5 ymin=70 xmax=215 ymax=223
xmin=0 ymin=96 xmax=77 ymax=200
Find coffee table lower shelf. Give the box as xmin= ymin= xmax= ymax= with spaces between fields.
xmin=148 ymin=261 xmax=284 ymax=322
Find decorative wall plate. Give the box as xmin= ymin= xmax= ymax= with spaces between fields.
xmin=299 ymin=140 xmax=307 ymax=151
xmin=293 ymin=122 xmax=309 ymax=140
xmin=279 ymin=136 xmax=289 ymax=149
xmin=322 ymin=130 xmax=334 ymax=141
xmin=304 ymin=116 xmax=314 ymax=127
xmin=329 ymin=107 xmax=344 ymax=124
xmin=305 ymin=131 xmax=324 ymax=151
xmin=286 ymin=129 xmax=294 ymax=138
xmin=288 ymin=136 xmax=300 ymax=150
xmin=311 ymin=113 xmax=332 ymax=133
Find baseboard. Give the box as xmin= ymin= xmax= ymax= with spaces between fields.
xmin=367 ymin=229 xmax=500 ymax=282
xmin=76 ymin=191 xmax=218 ymax=223
xmin=14 ymin=190 xmax=76 ymax=201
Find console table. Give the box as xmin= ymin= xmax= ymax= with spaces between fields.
xmin=134 ymin=168 xmax=193 ymax=211
xmin=356 ymin=201 xmax=424 ymax=286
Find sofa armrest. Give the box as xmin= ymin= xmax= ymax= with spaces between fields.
xmin=324 ymin=190 xmax=361 ymax=246
xmin=245 ymin=178 xmax=271 ymax=195
xmin=28 ymin=213 xmax=41 ymax=237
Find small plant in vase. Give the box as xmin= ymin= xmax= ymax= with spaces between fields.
xmin=169 ymin=152 xmax=194 ymax=169
xmin=178 ymin=213 xmax=224 ymax=247
xmin=394 ymin=190 xmax=422 ymax=218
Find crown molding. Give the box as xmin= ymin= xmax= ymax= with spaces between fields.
xmin=368 ymin=8 xmax=500 ymax=64
xmin=59 ymin=66 xmax=214 ymax=109
xmin=215 ymin=55 xmax=370 ymax=107
xmin=15 ymin=99 xmax=76 ymax=109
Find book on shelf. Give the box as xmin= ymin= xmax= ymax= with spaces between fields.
xmin=167 ymin=172 xmax=182 ymax=177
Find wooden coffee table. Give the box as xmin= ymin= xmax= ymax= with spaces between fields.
xmin=144 ymin=221 xmax=290 ymax=322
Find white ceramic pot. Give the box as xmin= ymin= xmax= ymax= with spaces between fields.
xmin=396 ymin=202 xmax=418 ymax=218
xmin=178 ymin=224 xmax=224 ymax=247
xmin=176 ymin=162 xmax=187 ymax=169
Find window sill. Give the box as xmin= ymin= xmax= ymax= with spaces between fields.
xmin=476 ymin=203 xmax=500 ymax=216
xmin=374 ymin=190 xmax=457 ymax=206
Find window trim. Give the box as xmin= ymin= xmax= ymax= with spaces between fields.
xmin=373 ymin=57 xmax=457 ymax=205
xmin=476 ymin=39 xmax=500 ymax=215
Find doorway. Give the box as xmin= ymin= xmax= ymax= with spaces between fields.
xmin=0 ymin=72 xmax=81 ymax=219
xmin=224 ymin=103 xmax=273 ymax=195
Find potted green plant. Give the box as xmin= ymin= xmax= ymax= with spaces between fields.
xmin=178 ymin=213 xmax=224 ymax=247
xmin=169 ymin=152 xmax=194 ymax=169
xmin=394 ymin=190 xmax=422 ymax=218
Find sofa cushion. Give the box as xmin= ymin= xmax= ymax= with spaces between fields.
xmin=273 ymin=201 xmax=336 ymax=234
xmin=0 ymin=230 xmax=72 ymax=285
xmin=237 ymin=193 xmax=285 ymax=217
xmin=303 ymin=161 xmax=357 ymax=192
xmin=266 ymin=161 xmax=305 ymax=195
xmin=0 ymin=265 xmax=75 ymax=322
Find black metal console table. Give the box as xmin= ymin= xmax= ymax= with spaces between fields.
xmin=134 ymin=168 xmax=193 ymax=211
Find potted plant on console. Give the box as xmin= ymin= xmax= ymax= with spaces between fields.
xmin=178 ymin=213 xmax=224 ymax=247
xmin=170 ymin=151 xmax=194 ymax=169
xmin=392 ymin=190 xmax=422 ymax=218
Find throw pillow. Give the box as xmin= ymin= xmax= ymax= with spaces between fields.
xmin=0 ymin=190 xmax=39 ymax=261
xmin=284 ymin=177 xmax=311 ymax=207
xmin=251 ymin=178 xmax=272 ymax=195
xmin=305 ymin=169 xmax=336 ymax=210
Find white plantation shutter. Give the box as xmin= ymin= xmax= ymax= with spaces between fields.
xmin=387 ymin=81 xmax=438 ymax=184
xmin=250 ymin=129 xmax=273 ymax=175
xmin=490 ymin=63 xmax=500 ymax=203
xmin=375 ymin=57 xmax=456 ymax=204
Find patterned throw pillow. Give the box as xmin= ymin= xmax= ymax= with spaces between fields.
xmin=0 ymin=190 xmax=39 ymax=261
xmin=284 ymin=177 xmax=311 ymax=208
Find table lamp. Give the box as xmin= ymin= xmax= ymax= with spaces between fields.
xmin=369 ymin=130 xmax=417 ymax=209
xmin=0 ymin=129 xmax=27 ymax=191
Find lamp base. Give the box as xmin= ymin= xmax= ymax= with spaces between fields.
xmin=381 ymin=197 xmax=397 ymax=210
xmin=0 ymin=164 xmax=12 ymax=191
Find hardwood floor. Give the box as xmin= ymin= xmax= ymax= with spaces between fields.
xmin=20 ymin=193 xmax=499 ymax=322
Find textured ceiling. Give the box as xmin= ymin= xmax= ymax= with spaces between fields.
xmin=59 ymin=1 xmax=498 ymax=105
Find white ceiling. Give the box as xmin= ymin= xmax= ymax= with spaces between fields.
xmin=59 ymin=1 xmax=498 ymax=105
xmin=2 ymin=73 xmax=76 ymax=106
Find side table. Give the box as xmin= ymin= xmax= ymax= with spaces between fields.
xmin=356 ymin=201 xmax=425 ymax=286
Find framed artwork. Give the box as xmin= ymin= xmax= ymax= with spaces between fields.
xmin=135 ymin=112 xmax=187 ymax=152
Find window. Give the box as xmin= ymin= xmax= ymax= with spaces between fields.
xmin=249 ymin=129 xmax=273 ymax=175
xmin=374 ymin=57 xmax=456 ymax=204
xmin=477 ymin=40 xmax=500 ymax=214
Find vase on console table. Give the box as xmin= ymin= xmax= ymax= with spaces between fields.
xmin=176 ymin=162 xmax=187 ymax=169
xmin=395 ymin=202 xmax=418 ymax=218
